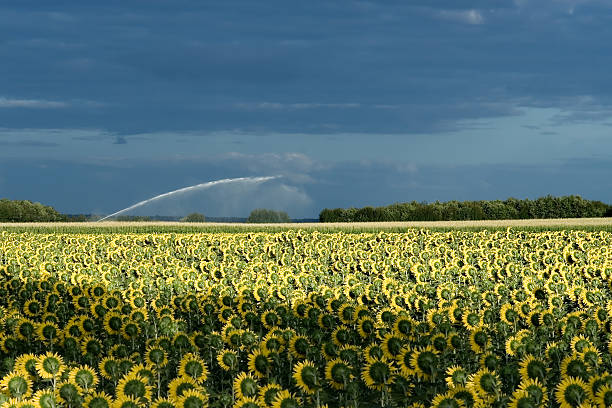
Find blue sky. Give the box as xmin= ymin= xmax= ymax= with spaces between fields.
xmin=1 ymin=1 xmax=612 ymax=218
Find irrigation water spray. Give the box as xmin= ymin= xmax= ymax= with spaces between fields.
xmin=97 ymin=175 xmax=280 ymax=221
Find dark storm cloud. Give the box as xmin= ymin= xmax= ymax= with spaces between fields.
xmin=2 ymin=1 xmax=612 ymax=134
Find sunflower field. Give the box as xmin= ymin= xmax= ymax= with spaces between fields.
xmin=1 ymin=229 xmax=612 ymax=408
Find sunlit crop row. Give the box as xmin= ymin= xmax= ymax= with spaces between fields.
xmin=0 ymin=229 xmax=611 ymax=407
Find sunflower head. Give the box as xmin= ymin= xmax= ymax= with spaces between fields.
xmin=57 ymin=381 xmax=81 ymax=407
xmin=270 ymin=389 xmax=301 ymax=408
xmin=292 ymin=361 xmax=319 ymax=394
xmin=445 ymin=365 xmax=468 ymax=388
xmin=83 ymin=391 xmax=114 ymax=408
xmin=233 ymin=372 xmax=258 ymax=400
xmin=168 ymin=376 xmax=199 ymax=401
xmin=555 ymin=377 xmax=589 ymax=408
xmin=361 ymin=359 xmax=395 ymax=391
xmin=67 ymin=365 xmax=99 ymax=393
xmin=217 ymin=349 xmax=239 ymax=372
xmin=247 ymin=350 xmax=270 ymax=379
xmin=35 ymin=352 xmax=65 ymax=379
xmin=410 ymin=346 xmax=439 ymax=380
xmin=117 ymin=372 xmax=152 ymax=403
xmin=177 ymin=389 xmax=208 ymax=408
xmin=0 ymin=371 xmax=33 ymax=399
xmin=179 ymin=354 xmax=208 ymax=383
xmin=325 ymin=359 xmax=352 ymax=390
xmin=430 ymin=391 xmax=464 ymax=408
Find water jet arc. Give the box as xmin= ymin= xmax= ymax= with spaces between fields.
xmin=97 ymin=175 xmax=280 ymax=222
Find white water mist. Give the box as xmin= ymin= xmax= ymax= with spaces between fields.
xmin=97 ymin=175 xmax=280 ymax=221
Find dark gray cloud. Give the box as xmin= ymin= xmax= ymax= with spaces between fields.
xmin=1 ymin=1 xmax=612 ymax=134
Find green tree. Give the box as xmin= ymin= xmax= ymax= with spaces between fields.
xmin=247 ymin=208 xmax=290 ymax=223
xmin=181 ymin=212 xmax=206 ymax=222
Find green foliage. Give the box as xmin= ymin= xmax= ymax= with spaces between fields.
xmin=0 ymin=198 xmax=64 ymax=222
xmin=320 ymin=195 xmax=612 ymax=222
xmin=246 ymin=208 xmax=291 ymax=223
xmin=181 ymin=212 xmax=206 ymax=222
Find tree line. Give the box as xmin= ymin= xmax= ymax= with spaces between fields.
xmin=0 ymin=199 xmax=65 ymax=222
xmin=319 ymin=195 xmax=612 ymax=222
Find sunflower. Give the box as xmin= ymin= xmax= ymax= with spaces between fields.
xmin=468 ymin=328 xmax=488 ymax=354
xmin=270 ymin=390 xmax=301 ymax=408
xmin=595 ymin=384 xmax=612 ymax=408
xmin=288 ymin=335 xmax=309 ymax=360
xmin=233 ymin=372 xmax=258 ymax=400
xmin=23 ymin=299 xmax=42 ymax=318
xmin=325 ymin=359 xmax=352 ymax=390
xmin=361 ymin=359 xmax=395 ymax=391
xmin=397 ymin=346 xmax=415 ymax=377
xmin=117 ymin=372 xmax=152 ymax=403
xmin=13 ymin=354 xmax=38 ymax=379
xmin=83 ymin=391 xmax=114 ymax=408
xmin=176 ymin=389 xmax=208 ymax=408
xmin=337 ymin=304 xmax=355 ymax=324
xmin=150 ymin=398 xmax=177 ymax=408
xmin=447 ymin=332 xmax=462 ymax=350
xmin=581 ymin=346 xmax=602 ymax=368
xmin=589 ymin=373 xmax=612 ymax=402
xmin=261 ymin=310 xmax=281 ymax=330
xmin=381 ymin=333 xmax=404 ymax=360
xmin=555 ymin=377 xmax=591 ymax=408
xmin=15 ymin=318 xmax=36 ymax=341
xmin=449 ymin=386 xmax=476 ymax=408
xmin=217 ymin=349 xmax=239 ymax=372
xmin=178 ymin=354 xmax=208 ymax=384
xmin=518 ymin=378 xmax=548 ymax=406
xmin=57 ymin=381 xmax=81 ymax=407
xmin=468 ymin=368 xmax=500 ymax=401
xmin=112 ymin=395 xmax=144 ymax=408
xmin=0 ymin=371 xmax=33 ymax=399
xmin=31 ymin=388 xmax=60 ymax=408
xmin=261 ymin=333 xmax=284 ymax=356
xmin=232 ymin=396 xmax=262 ymax=408
xmin=519 ymin=355 xmax=547 ymax=383
xmin=145 ymin=346 xmax=169 ymax=369
xmin=462 ymin=310 xmax=482 ymax=331
xmin=292 ymin=361 xmax=319 ymax=394
xmin=121 ymin=321 xmax=141 ymax=341
xmin=410 ymin=346 xmax=439 ymax=380
xmin=562 ymin=354 xmax=591 ymax=382
xmin=500 ymin=304 xmax=520 ymax=325
xmin=99 ymin=357 xmax=121 ymax=381
xmin=247 ymin=349 xmax=271 ymax=379
xmin=81 ymin=336 xmax=103 ymax=357
xmin=430 ymin=391 xmax=465 ymax=408
xmin=446 ymin=365 xmax=468 ymax=388
xmin=167 ymin=376 xmax=200 ymax=402
xmin=35 ymin=352 xmax=65 ymax=380
xmin=258 ymin=383 xmax=283 ymax=407
xmin=393 ymin=315 xmax=413 ymax=338
xmin=173 ymin=332 xmax=195 ymax=353
xmin=572 ymin=335 xmax=594 ymax=354
xmin=69 ymin=365 xmax=99 ymax=393
xmin=357 ymin=316 xmax=376 ymax=339
xmin=508 ymin=389 xmax=536 ymax=408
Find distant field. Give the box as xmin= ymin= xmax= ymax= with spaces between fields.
xmin=2 ymin=217 xmax=612 ymax=233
